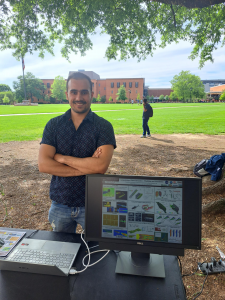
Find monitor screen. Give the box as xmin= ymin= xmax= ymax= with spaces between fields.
xmin=85 ymin=174 xmax=202 ymax=277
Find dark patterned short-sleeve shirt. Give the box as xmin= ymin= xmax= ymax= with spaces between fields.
xmin=41 ymin=109 xmax=116 ymax=207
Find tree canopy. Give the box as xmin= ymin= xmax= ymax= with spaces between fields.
xmin=2 ymin=94 xmax=10 ymax=104
xmin=170 ymin=70 xmax=205 ymax=101
xmin=96 ymin=94 xmax=101 ymax=102
xmin=0 ymin=84 xmax=11 ymax=92
xmin=1 ymin=1 xmax=224 ymax=68
xmin=220 ymin=90 xmax=225 ymax=101
xmin=13 ymin=72 xmax=46 ymax=102
xmin=50 ymin=76 xmax=67 ymax=103
xmin=0 ymin=91 xmax=14 ymax=104
xmin=169 ymin=91 xmax=177 ymax=101
xmin=116 ymin=85 xmax=127 ymax=101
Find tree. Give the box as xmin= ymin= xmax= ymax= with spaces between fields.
xmin=44 ymin=94 xmax=50 ymax=103
xmin=116 ymin=85 xmax=127 ymax=101
xmin=150 ymin=95 xmax=155 ymax=102
xmin=96 ymin=94 xmax=101 ymax=102
xmin=1 ymin=1 xmax=224 ymax=68
xmin=220 ymin=90 xmax=225 ymax=101
xmin=0 ymin=91 xmax=14 ymax=104
xmin=159 ymin=95 xmax=165 ymax=101
xmin=169 ymin=92 xmax=178 ymax=101
xmin=101 ymin=95 xmax=106 ymax=103
xmin=2 ymin=94 xmax=10 ymax=105
xmin=108 ymin=96 xmax=113 ymax=102
xmin=17 ymin=96 xmax=23 ymax=103
xmin=92 ymin=97 xmax=97 ymax=103
xmin=49 ymin=96 xmax=56 ymax=104
xmin=13 ymin=72 xmax=46 ymax=102
xmin=137 ymin=93 xmax=141 ymax=101
xmin=165 ymin=95 xmax=169 ymax=102
xmin=0 ymin=84 xmax=11 ymax=92
xmin=202 ymin=93 xmax=208 ymax=101
xmin=50 ymin=76 xmax=66 ymax=103
xmin=170 ymin=71 xmax=205 ymax=102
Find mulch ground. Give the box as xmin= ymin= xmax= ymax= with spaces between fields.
xmin=0 ymin=134 xmax=225 ymax=299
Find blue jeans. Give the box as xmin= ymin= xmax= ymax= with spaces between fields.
xmin=142 ymin=118 xmax=150 ymax=136
xmin=48 ymin=201 xmax=85 ymax=233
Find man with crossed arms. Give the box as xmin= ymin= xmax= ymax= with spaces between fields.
xmin=38 ymin=72 xmax=116 ymax=233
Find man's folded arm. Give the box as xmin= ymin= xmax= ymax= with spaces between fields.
xmin=38 ymin=144 xmax=85 ymax=177
xmin=54 ymin=144 xmax=114 ymax=174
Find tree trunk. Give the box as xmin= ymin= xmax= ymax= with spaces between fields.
xmin=201 ymin=169 xmax=225 ymax=214
xmin=202 ymin=198 xmax=225 ymax=214
xmin=202 ymin=176 xmax=225 ymax=196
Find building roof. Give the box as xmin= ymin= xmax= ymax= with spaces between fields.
xmin=147 ymin=88 xmax=172 ymax=97
xmin=201 ymin=79 xmax=225 ymax=83
xmin=68 ymin=71 xmax=100 ymax=80
xmin=210 ymin=84 xmax=225 ymax=93
xmin=105 ymin=78 xmax=144 ymax=80
xmin=148 ymin=88 xmax=171 ymax=90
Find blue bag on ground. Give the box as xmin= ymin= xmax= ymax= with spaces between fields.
xmin=205 ymin=153 xmax=225 ymax=181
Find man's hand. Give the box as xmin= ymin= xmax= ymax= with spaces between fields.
xmin=53 ymin=145 xmax=114 ymax=175
xmin=54 ymin=147 xmax=103 ymax=164
xmin=38 ymin=144 xmax=85 ymax=177
xmin=91 ymin=147 xmax=102 ymax=158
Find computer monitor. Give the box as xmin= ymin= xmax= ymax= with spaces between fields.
xmin=85 ymin=174 xmax=202 ymax=278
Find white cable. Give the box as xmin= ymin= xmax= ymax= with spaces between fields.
xmin=69 ymin=231 xmax=110 ymax=275
xmin=89 ymin=245 xmax=99 ymax=250
xmin=82 ymin=249 xmax=110 ymax=267
xmin=69 ymin=230 xmax=90 ymax=274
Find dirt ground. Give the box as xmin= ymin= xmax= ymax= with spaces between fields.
xmin=0 ymin=134 xmax=225 ymax=300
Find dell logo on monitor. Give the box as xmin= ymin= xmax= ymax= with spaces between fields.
xmin=137 ymin=242 xmax=143 ymax=245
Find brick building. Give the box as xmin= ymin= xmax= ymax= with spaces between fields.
xmin=147 ymin=88 xmax=172 ymax=101
xmin=93 ymin=78 xmax=145 ymax=102
xmin=32 ymin=71 xmax=145 ymax=104
xmin=32 ymin=79 xmax=57 ymax=103
xmin=69 ymin=71 xmax=145 ymax=103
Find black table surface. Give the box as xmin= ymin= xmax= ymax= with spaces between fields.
xmin=0 ymin=228 xmax=186 ymax=300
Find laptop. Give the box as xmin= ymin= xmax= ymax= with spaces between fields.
xmin=0 ymin=238 xmax=81 ymax=276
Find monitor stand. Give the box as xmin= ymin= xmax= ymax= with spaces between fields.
xmin=115 ymin=252 xmax=165 ymax=278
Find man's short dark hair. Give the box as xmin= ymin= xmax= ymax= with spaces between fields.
xmin=67 ymin=72 xmax=92 ymax=92
xmin=143 ymin=98 xmax=148 ymax=103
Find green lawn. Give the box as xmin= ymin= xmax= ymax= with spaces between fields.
xmin=0 ymin=102 xmax=222 ymax=114
xmin=0 ymin=103 xmax=224 ymax=142
xmin=0 ymin=103 xmax=142 ymax=114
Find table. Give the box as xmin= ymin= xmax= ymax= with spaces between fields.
xmin=0 ymin=228 xmax=186 ymax=300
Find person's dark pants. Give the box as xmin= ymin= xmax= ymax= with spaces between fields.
xmin=142 ymin=118 xmax=150 ymax=136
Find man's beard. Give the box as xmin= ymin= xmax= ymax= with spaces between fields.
xmin=71 ymin=106 xmax=89 ymax=114
xmin=71 ymin=100 xmax=90 ymax=114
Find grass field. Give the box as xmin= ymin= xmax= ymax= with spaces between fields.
xmin=0 ymin=103 xmax=224 ymax=142
xmin=0 ymin=103 xmax=141 ymax=115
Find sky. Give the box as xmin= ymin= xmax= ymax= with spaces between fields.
xmin=0 ymin=31 xmax=224 ymax=90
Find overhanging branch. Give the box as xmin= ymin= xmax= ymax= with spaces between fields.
xmin=170 ymin=4 xmax=176 ymax=27
xmin=151 ymin=0 xmax=224 ymax=8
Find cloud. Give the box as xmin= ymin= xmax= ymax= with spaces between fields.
xmin=0 ymin=31 xmax=224 ymax=90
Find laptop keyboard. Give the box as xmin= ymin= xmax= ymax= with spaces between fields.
xmin=8 ymin=249 xmax=74 ymax=269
